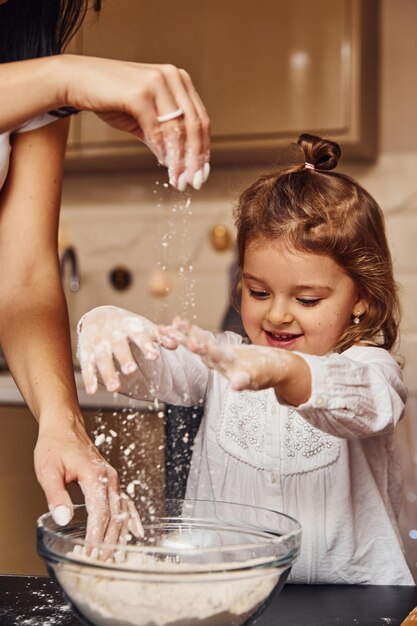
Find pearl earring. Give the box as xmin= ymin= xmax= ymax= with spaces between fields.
xmin=353 ymin=314 xmax=361 ymax=325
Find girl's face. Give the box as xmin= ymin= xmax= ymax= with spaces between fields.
xmin=240 ymin=239 xmax=366 ymax=356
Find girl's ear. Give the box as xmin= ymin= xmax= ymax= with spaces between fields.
xmin=352 ymin=295 xmax=368 ymax=319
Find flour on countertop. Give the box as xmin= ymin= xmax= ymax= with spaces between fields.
xmin=0 ymin=585 xmax=73 ymax=626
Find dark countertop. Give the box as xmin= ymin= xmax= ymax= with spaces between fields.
xmin=0 ymin=575 xmax=416 ymax=626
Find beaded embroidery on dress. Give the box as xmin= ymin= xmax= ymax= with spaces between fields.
xmin=217 ymin=387 xmax=270 ymax=469
xmin=217 ymin=385 xmax=341 ymax=474
xmin=282 ymin=409 xmax=341 ymax=475
xmin=285 ymin=409 xmax=334 ymax=458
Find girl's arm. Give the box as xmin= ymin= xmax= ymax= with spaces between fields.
xmin=0 ymin=119 xmax=142 ymax=541
xmin=162 ymin=323 xmax=406 ymax=438
xmin=0 ymin=56 xmax=210 ymax=189
xmin=166 ymin=332 xmax=312 ymax=406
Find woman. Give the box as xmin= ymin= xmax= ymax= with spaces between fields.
xmin=0 ymin=0 xmax=210 ymax=543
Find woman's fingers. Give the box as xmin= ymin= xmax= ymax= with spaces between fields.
xmin=80 ymin=463 xmax=113 ymax=549
xmin=82 ymin=471 xmax=143 ymax=560
xmin=36 ymin=466 xmax=74 ymax=528
xmin=141 ymin=64 xmax=210 ymax=190
xmin=35 ymin=420 xmax=143 ymax=564
xmin=155 ymin=65 xmax=209 ymax=189
xmin=178 ymin=68 xmax=211 ymax=182
xmin=65 ymin=57 xmax=210 ymax=191
xmin=130 ymin=90 xmax=166 ymax=166
xmin=99 ymin=471 xmax=128 ymax=560
xmin=151 ymin=69 xmax=187 ymax=189
xmin=125 ymin=496 xmax=144 ymax=538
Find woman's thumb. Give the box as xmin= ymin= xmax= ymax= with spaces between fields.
xmin=39 ymin=473 xmax=74 ymax=526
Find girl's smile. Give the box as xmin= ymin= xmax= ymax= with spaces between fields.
xmin=264 ymin=330 xmax=303 ymax=349
xmin=241 ymin=240 xmax=366 ymax=356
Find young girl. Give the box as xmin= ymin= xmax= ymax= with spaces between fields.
xmin=78 ymin=134 xmax=414 ymax=585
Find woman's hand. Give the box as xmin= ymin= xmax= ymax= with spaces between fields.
xmin=1 ymin=55 xmax=209 ymax=190
xmin=77 ymin=306 xmax=178 ymax=395
xmin=34 ymin=418 xmax=143 ymax=546
xmin=60 ymin=56 xmax=210 ymax=191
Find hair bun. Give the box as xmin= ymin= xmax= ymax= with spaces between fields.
xmin=297 ymin=133 xmax=341 ymax=171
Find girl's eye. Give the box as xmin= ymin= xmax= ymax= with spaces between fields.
xmin=297 ymin=298 xmax=321 ymax=307
xmin=249 ymin=289 xmax=270 ymax=299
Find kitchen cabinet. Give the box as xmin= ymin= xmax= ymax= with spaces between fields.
xmin=0 ymin=406 xmax=48 ymax=575
xmin=66 ymin=0 xmax=379 ymax=168
xmin=0 ymin=403 xmax=164 ymax=575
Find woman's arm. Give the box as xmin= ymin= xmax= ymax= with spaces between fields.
xmin=0 ymin=119 xmax=142 ymax=541
xmin=0 ymin=55 xmax=210 ymax=190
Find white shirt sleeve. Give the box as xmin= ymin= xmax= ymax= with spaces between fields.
xmin=290 ymin=345 xmax=406 ymax=439
xmin=116 ymin=331 xmax=244 ymax=407
xmin=0 ymin=113 xmax=60 ymax=190
xmin=14 ymin=113 xmax=58 ymax=134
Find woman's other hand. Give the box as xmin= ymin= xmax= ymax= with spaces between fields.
xmin=60 ymin=56 xmax=210 ymax=191
xmin=34 ymin=419 xmax=143 ymax=545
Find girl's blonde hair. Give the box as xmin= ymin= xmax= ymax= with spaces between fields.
xmin=234 ymin=134 xmax=400 ymax=352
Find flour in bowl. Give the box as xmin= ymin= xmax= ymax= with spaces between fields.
xmin=57 ymin=549 xmax=284 ymax=626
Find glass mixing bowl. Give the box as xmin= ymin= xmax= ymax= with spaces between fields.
xmin=37 ymin=499 xmax=301 ymax=626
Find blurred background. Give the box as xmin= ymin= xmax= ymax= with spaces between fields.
xmin=1 ymin=0 xmax=417 ymax=580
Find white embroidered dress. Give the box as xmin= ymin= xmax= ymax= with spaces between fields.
xmin=120 ymin=326 xmax=413 ymax=585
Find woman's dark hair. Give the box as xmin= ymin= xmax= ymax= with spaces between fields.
xmin=0 ymin=0 xmax=101 ymax=62
xmin=234 ymin=133 xmax=400 ymax=353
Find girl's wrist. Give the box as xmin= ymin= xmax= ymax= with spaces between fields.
xmin=273 ymin=352 xmax=311 ymax=406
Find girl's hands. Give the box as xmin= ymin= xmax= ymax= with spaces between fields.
xmin=77 ymin=306 xmax=178 ymax=395
xmin=34 ymin=418 xmax=144 ymax=546
xmin=60 ymin=56 xmax=210 ymax=191
xmin=159 ymin=318 xmax=311 ymax=406
xmin=158 ymin=318 xmax=290 ymax=391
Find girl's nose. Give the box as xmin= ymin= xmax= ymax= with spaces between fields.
xmin=266 ymin=300 xmax=293 ymax=326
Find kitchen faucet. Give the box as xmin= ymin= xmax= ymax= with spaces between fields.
xmin=60 ymin=246 xmax=80 ymax=292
